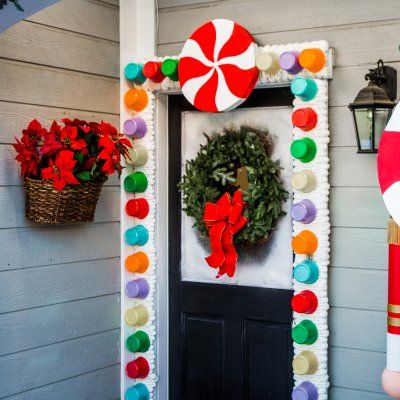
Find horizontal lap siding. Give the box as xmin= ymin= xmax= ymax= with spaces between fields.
xmin=26 ymin=0 xmax=119 ymax=42
xmin=0 ymin=223 xmax=119 ymax=271
xmin=0 ymin=294 xmax=120 ymax=356
xmin=0 ymin=258 xmax=120 ymax=314
xmin=0 ymin=0 xmax=120 ymax=398
xmin=0 ymin=329 xmax=120 ymax=398
xmin=0 ymin=59 xmax=119 ymax=113
xmin=0 ymin=21 xmax=119 ymax=77
xmin=6 ymin=365 xmax=120 ymax=400
xmin=158 ymin=1 xmax=395 ymax=398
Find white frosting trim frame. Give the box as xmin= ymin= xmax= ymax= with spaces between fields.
xmin=292 ymin=78 xmax=330 ymax=399
xmin=121 ymin=40 xmax=332 ymax=399
xmin=121 ymin=94 xmax=158 ymax=398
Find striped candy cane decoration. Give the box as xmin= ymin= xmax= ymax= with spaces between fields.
xmin=377 ymin=103 xmax=400 ymax=398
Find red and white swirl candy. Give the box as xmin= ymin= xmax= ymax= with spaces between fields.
xmin=178 ymin=19 xmax=259 ymax=112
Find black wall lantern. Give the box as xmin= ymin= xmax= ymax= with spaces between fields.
xmin=349 ymin=60 xmax=397 ymax=153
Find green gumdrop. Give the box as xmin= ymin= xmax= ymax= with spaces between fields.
xmin=124 ymin=172 xmax=148 ymax=193
xmin=292 ymin=320 xmax=318 ymax=345
xmin=161 ymin=59 xmax=179 ymax=81
xmin=290 ymin=138 xmax=317 ymax=163
xmin=126 ymin=330 xmax=150 ymax=352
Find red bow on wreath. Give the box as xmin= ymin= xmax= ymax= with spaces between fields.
xmin=203 ymin=190 xmax=248 ymax=277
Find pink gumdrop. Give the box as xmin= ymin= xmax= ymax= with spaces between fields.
xmin=382 ymin=369 xmax=400 ymax=398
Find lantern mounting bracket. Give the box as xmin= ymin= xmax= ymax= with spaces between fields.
xmin=366 ymin=59 xmax=397 ymax=101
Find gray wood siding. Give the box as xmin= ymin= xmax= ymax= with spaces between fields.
xmin=0 ymin=0 xmax=120 ymax=398
xmin=157 ymin=1 xmax=394 ymax=398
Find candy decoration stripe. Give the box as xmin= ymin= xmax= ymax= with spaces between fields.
xmin=127 ymin=38 xmax=332 ymax=399
xmin=121 ymin=91 xmax=158 ymax=399
xmin=292 ymin=78 xmax=331 ymax=399
xmin=132 ymin=41 xmax=332 ymax=93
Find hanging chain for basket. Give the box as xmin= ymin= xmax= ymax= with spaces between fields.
xmin=0 ymin=0 xmax=24 ymax=11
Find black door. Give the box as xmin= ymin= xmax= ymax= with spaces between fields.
xmin=169 ymin=88 xmax=294 ymax=400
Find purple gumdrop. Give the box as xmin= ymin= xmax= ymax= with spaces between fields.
xmin=123 ymin=119 xmax=137 ymax=137
xmin=125 ymin=278 xmax=150 ymax=299
xmin=123 ymin=117 xmax=147 ymax=139
xmin=291 ymin=199 xmax=317 ymax=224
xmin=279 ymin=51 xmax=302 ymax=74
xmin=133 ymin=117 xmax=147 ymax=138
xmin=292 ymin=381 xmax=318 ymax=400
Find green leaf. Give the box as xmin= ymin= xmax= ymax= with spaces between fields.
xmin=77 ymin=171 xmax=92 ymax=181
xmin=75 ymin=153 xmax=84 ymax=164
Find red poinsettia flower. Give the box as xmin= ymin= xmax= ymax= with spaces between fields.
xmin=21 ymin=119 xmax=46 ymax=148
xmin=97 ymin=121 xmax=132 ymax=156
xmin=41 ymin=150 xmax=79 ymax=191
xmin=62 ymin=118 xmax=92 ymax=134
xmin=41 ymin=121 xmax=63 ymax=156
xmin=13 ymin=138 xmax=40 ymax=177
xmin=62 ymin=118 xmax=92 ymax=133
xmin=15 ymin=118 xmax=129 ymax=184
xmin=62 ymin=118 xmax=88 ymax=127
xmin=98 ymin=146 xmax=121 ymax=175
xmin=88 ymin=121 xmax=100 ymax=133
xmin=60 ymin=126 xmax=87 ymax=151
xmin=96 ymin=121 xmax=116 ymax=137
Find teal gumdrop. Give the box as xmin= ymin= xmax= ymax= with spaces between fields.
xmin=294 ymin=259 xmax=319 ymax=284
xmin=290 ymin=77 xmax=318 ymax=101
xmin=124 ymin=225 xmax=149 ymax=246
xmin=125 ymin=63 xmax=146 ymax=85
xmin=125 ymin=383 xmax=150 ymax=400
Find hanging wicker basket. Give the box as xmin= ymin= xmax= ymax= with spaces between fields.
xmin=24 ymin=177 xmax=105 ymax=224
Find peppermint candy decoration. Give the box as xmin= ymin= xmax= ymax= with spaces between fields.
xmin=377 ymin=103 xmax=400 ymax=224
xmin=179 ymin=19 xmax=259 ymax=112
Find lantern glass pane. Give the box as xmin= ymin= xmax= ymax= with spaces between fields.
xmin=374 ymin=108 xmax=391 ymax=148
xmin=354 ymin=108 xmax=374 ymax=150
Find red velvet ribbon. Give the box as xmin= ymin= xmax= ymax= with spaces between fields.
xmin=203 ymin=190 xmax=248 ymax=277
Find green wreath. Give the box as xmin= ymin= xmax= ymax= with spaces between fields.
xmin=180 ymin=126 xmax=288 ymax=245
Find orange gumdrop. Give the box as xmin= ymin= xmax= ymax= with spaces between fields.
xmin=292 ymin=230 xmax=318 ymax=255
xmin=124 ymin=89 xmax=149 ymax=112
xmin=299 ymin=48 xmax=326 ymax=73
xmin=125 ymin=251 xmax=149 ymax=273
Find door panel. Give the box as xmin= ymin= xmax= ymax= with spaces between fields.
xmin=244 ymin=321 xmax=292 ymax=400
xmin=183 ymin=316 xmax=225 ymax=400
xmin=169 ymin=88 xmax=295 ymax=400
xmin=182 ymin=282 xmax=293 ymax=322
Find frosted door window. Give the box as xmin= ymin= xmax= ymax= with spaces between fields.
xmin=181 ymin=106 xmax=293 ymax=289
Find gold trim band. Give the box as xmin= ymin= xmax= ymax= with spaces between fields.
xmin=388 ymin=304 xmax=400 ymax=313
xmin=388 ymin=317 xmax=400 ymax=327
